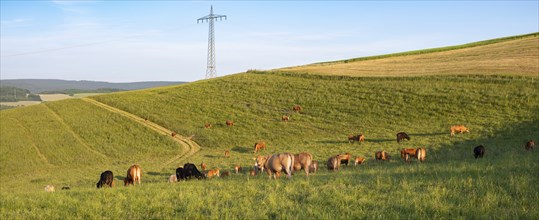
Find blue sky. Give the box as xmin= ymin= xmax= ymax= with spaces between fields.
xmin=1 ymin=1 xmax=538 ymax=82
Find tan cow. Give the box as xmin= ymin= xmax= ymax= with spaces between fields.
xmin=44 ymin=185 xmax=55 ymax=192
xmin=207 ymin=169 xmax=220 ymax=178
xmin=375 ymin=151 xmax=390 ymax=161
xmin=224 ymin=150 xmax=230 ymax=158
xmin=340 ymin=153 xmax=352 ymax=166
xmin=201 ymin=162 xmax=207 ymax=171
xmin=204 ymin=123 xmax=212 ymax=129
xmin=354 ymin=157 xmax=366 ymax=166
xmin=249 ymin=170 xmax=257 ymax=176
xmin=327 ymin=154 xmax=343 ymax=171
xmin=254 ymin=141 xmax=266 ymax=153
xmin=309 ymin=160 xmax=319 ymax=173
xmin=400 ymin=148 xmax=418 ymax=162
xmin=168 ymin=174 xmax=177 ymax=183
xmin=293 ymin=152 xmax=313 ymax=176
xmin=234 ymin=165 xmax=242 ymax=174
xmin=293 ymin=105 xmax=302 ymax=112
xmin=451 ymin=125 xmax=469 ymax=136
xmin=416 ymin=148 xmax=426 ymax=162
xmin=255 ymin=153 xmax=295 ymax=179
xmin=282 ymin=115 xmax=290 ymax=122
xmin=226 ymin=120 xmax=234 ymax=126
xmin=124 ymin=164 xmax=141 ymax=186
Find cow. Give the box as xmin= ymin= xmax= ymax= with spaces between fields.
xmin=348 ymin=134 xmax=365 ymax=144
xmin=375 ymin=151 xmax=391 ymax=161
xmin=254 ymin=141 xmax=266 ymax=153
xmin=207 ymin=169 xmax=220 ymax=178
xmin=309 ymin=160 xmax=319 ymax=173
xmin=176 ymin=163 xmax=205 ymax=180
xmin=168 ymin=174 xmax=178 ymax=183
xmin=249 ymin=170 xmax=257 ymax=176
xmin=400 ymin=148 xmax=418 ymax=162
xmin=282 ymin=115 xmax=290 ymax=122
xmin=525 ymin=140 xmax=535 ymax=150
xmin=416 ymin=148 xmax=426 ymax=162
xmin=221 ymin=171 xmax=231 ymax=177
xmin=474 ymin=145 xmax=485 ymax=158
xmin=234 ymin=166 xmax=242 ymax=174
xmin=293 ymin=105 xmax=302 ymax=112
xmin=396 ymin=132 xmax=410 ymax=143
xmin=225 ymin=150 xmax=230 ymax=158
xmin=293 ymin=152 xmax=313 ymax=176
xmin=354 ymin=157 xmax=366 ymax=166
xmin=124 ymin=164 xmax=141 ymax=186
xmin=451 ymin=125 xmax=470 ymax=136
xmin=201 ymin=163 xmax=207 ymax=171
xmin=226 ymin=120 xmax=234 ymax=126
xmin=96 ymin=170 xmax=114 ymax=188
xmin=340 ymin=153 xmax=352 ymax=166
xmin=171 ymin=132 xmax=176 ymax=137
xmin=204 ymin=123 xmax=212 ymax=129
xmin=255 ymin=153 xmax=295 ymax=179
xmin=44 ymin=185 xmax=55 ymax=192
xmin=61 ymin=186 xmax=71 ymax=190
xmin=327 ymin=154 xmax=342 ymax=171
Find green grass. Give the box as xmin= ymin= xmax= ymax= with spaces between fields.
xmin=1 ymin=33 xmax=538 ymax=219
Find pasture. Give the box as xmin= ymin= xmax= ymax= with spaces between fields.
xmin=1 ymin=34 xmax=538 ymax=219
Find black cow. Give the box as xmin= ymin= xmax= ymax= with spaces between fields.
xmin=396 ymin=132 xmax=410 ymax=143
xmin=96 ymin=170 xmax=114 ymax=188
xmin=176 ymin=163 xmax=205 ymax=180
xmin=474 ymin=145 xmax=485 ymax=159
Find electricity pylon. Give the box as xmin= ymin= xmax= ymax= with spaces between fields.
xmin=198 ymin=5 xmax=227 ymax=79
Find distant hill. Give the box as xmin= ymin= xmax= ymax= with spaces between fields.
xmin=0 ymin=79 xmax=185 ymax=94
xmin=0 ymin=86 xmax=41 ymax=102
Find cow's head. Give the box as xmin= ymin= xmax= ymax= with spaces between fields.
xmin=255 ymin=155 xmax=268 ymax=170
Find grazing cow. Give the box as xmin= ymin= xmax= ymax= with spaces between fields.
xmin=221 ymin=171 xmax=231 ymax=177
xmin=61 ymin=186 xmax=71 ymax=190
xmin=400 ymin=148 xmax=418 ymax=162
xmin=354 ymin=157 xmax=366 ymax=166
xmin=282 ymin=115 xmax=290 ymax=122
xmin=96 ymin=170 xmax=114 ymax=188
xmin=347 ymin=134 xmax=365 ymax=144
xmin=176 ymin=163 xmax=205 ymax=180
xmin=416 ymin=148 xmax=426 ymax=162
xmin=249 ymin=170 xmax=257 ymax=176
xmin=451 ymin=125 xmax=470 ymax=136
xmin=309 ymin=160 xmax=319 ymax=173
xmin=124 ymin=164 xmax=142 ymax=186
xmin=234 ymin=166 xmax=242 ymax=174
xmin=201 ymin=163 xmax=207 ymax=171
xmin=474 ymin=145 xmax=485 ymax=159
xmin=171 ymin=132 xmax=176 ymax=137
xmin=168 ymin=175 xmax=178 ymax=183
xmin=293 ymin=105 xmax=302 ymax=112
xmin=396 ymin=132 xmax=410 ymax=143
xmin=225 ymin=150 xmax=230 ymax=158
xmin=207 ymin=169 xmax=220 ymax=178
xmin=327 ymin=154 xmax=343 ymax=171
xmin=44 ymin=185 xmax=55 ymax=192
xmin=204 ymin=123 xmax=212 ymax=129
xmin=293 ymin=152 xmax=313 ymax=176
xmin=226 ymin=120 xmax=234 ymax=126
xmin=525 ymin=140 xmax=535 ymax=150
xmin=340 ymin=153 xmax=352 ymax=166
xmin=254 ymin=141 xmax=267 ymax=153
xmin=375 ymin=151 xmax=391 ymax=161
xmin=255 ymin=153 xmax=295 ymax=179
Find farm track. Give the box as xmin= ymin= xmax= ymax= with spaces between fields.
xmin=42 ymin=104 xmax=109 ymax=160
xmin=81 ymin=98 xmax=201 ymax=168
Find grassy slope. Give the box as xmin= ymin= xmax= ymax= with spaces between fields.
xmin=278 ymin=33 xmax=539 ymax=77
xmin=1 ymin=34 xmax=538 ymax=219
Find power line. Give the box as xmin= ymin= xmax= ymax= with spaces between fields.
xmin=197 ymin=5 xmax=227 ymax=79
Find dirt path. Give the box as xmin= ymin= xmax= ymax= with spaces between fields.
xmin=81 ymin=98 xmax=200 ymax=167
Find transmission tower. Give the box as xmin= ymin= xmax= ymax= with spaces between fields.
xmin=198 ymin=5 xmax=227 ymax=79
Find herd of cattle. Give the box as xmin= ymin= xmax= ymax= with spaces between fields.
xmin=41 ymin=105 xmax=534 ymax=191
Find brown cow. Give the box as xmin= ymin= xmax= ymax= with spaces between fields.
xmin=293 ymin=152 xmax=313 ymax=176
xmin=124 ymin=164 xmax=141 ymax=186
xmin=309 ymin=160 xmax=319 ymax=173
xmin=201 ymin=162 xmax=207 ymax=171
xmin=375 ymin=151 xmax=390 ymax=161
xmin=451 ymin=125 xmax=469 ymax=136
xmin=349 ymin=134 xmax=365 ymax=143
xmin=400 ymin=148 xmax=418 ymax=162
xmin=282 ymin=115 xmax=290 ymax=122
xmin=327 ymin=154 xmax=343 ymax=171
xmin=354 ymin=157 xmax=365 ymax=166
xmin=207 ymin=169 xmax=220 ymax=178
xmin=525 ymin=140 xmax=535 ymax=150
xmin=221 ymin=171 xmax=231 ymax=177
xmin=255 ymin=153 xmax=295 ymax=179
xmin=225 ymin=150 xmax=230 ymax=158
xmin=226 ymin=120 xmax=234 ymax=126
xmin=234 ymin=165 xmax=242 ymax=174
xmin=340 ymin=153 xmax=351 ymax=166
xmin=168 ymin=174 xmax=177 ymax=183
xmin=204 ymin=123 xmax=212 ymax=129
xmin=254 ymin=141 xmax=266 ymax=153
xmin=249 ymin=170 xmax=257 ymax=176
xmin=293 ymin=105 xmax=302 ymax=112
xmin=416 ymin=148 xmax=426 ymax=162
xmin=171 ymin=132 xmax=176 ymax=137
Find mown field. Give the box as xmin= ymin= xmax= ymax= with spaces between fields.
xmin=1 ymin=34 xmax=538 ymax=219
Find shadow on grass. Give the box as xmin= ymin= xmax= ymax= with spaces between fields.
xmin=368 ymin=139 xmax=394 ymax=143
xmin=409 ymin=132 xmax=447 ymax=137
xmin=232 ymin=145 xmax=251 ymax=153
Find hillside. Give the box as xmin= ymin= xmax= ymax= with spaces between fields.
xmin=0 ymin=86 xmax=41 ymax=102
xmin=1 ymin=33 xmax=538 ymax=219
xmin=277 ymin=33 xmax=539 ymax=77
xmin=0 ymin=79 xmax=185 ymax=94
